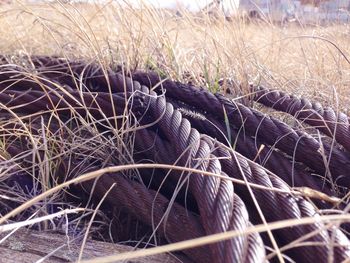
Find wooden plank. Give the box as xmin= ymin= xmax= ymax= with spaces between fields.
xmin=0 ymin=228 xmax=184 ymax=263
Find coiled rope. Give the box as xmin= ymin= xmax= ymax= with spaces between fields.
xmin=1 ymin=55 xmax=350 ymax=262
xmin=253 ymin=85 xmax=350 ymax=152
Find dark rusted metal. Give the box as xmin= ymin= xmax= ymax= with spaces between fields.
xmin=1 ymin=56 xmax=350 ymax=262
xmin=253 ymin=85 xmax=350 ymax=152
xmin=131 ymin=71 xmax=350 ymax=189
xmin=135 ymin=91 xmax=350 ymax=262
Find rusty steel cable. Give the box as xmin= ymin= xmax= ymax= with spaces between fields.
xmin=1 ymin=57 xmax=350 ymax=262
xmin=81 ymin=173 xmax=211 ymax=263
xmin=165 ymin=96 xmax=334 ymax=197
xmin=130 ymin=71 xmax=350 ymax=189
xmin=133 ymin=89 xmax=350 ymax=262
xmin=253 ymin=85 xmax=350 ymax=152
xmin=0 ymin=113 xmax=209 ymax=263
xmin=134 ymin=92 xmax=266 ymax=262
xmin=0 ymin=88 xmax=267 ymax=262
xmin=213 ymin=144 xmax=350 ymax=262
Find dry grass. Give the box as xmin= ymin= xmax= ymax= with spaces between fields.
xmin=0 ymin=1 xmax=349 ymax=103
xmin=1 ymin=0 xmax=350 ymax=262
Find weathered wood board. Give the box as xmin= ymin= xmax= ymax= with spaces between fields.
xmin=0 ymin=228 xmax=183 ymax=263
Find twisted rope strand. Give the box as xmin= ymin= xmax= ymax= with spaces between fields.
xmin=1 ymin=109 xmax=209 ymax=263
xmin=214 ymin=145 xmax=350 ymax=262
xmin=166 ymin=96 xmax=333 ymax=196
xmin=141 ymin=91 xmax=266 ymax=262
xmin=131 ymin=72 xmax=350 ymax=188
xmin=81 ymin=173 xmax=210 ymax=263
xmin=1 ymin=57 xmax=350 ymax=262
xmin=253 ymin=85 xmax=350 ymax=152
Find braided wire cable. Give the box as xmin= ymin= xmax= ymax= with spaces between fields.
xmin=0 ymin=106 xmax=210 ymax=263
xmin=166 ymin=97 xmax=332 ymax=196
xmin=139 ymin=91 xmax=266 ymax=262
xmin=253 ymin=85 xmax=350 ymax=152
xmin=131 ymin=72 xmax=350 ymax=188
xmin=0 ymin=89 xmax=147 ymax=122
xmin=213 ymin=144 xmax=350 ymax=262
xmin=134 ymin=128 xmax=268 ymax=262
xmin=8 ymin=54 xmax=349 ymax=161
xmin=132 ymin=89 xmax=350 ymax=261
xmin=0 ymin=84 xmax=267 ymax=262
xmin=1 ymin=57 xmax=350 ymax=262
xmin=81 ymin=173 xmax=210 ymax=263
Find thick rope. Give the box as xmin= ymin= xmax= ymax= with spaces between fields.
xmin=166 ymin=96 xmax=333 ymax=196
xmin=0 ymin=86 xmax=266 ymax=262
xmin=214 ymin=144 xmax=350 ymax=262
xmin=81 ymin=172 xmax=210 ymax=263
xmin=13 ymin=57 xmax=347 ymax=190
xmin=253 ymin=85 xmax=350 ymax=152
xmin=135 ymin=91 xmax=350 ymax=262
xmin=137 ymin=91 xmax=266 ymax=262
xmin=131 ymin=72 xmax=350 ymax=189
xmin=1 ymin=56 xmax=350 ymax=262
xmin=0 ymin=113 xmax=209 ymax=263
